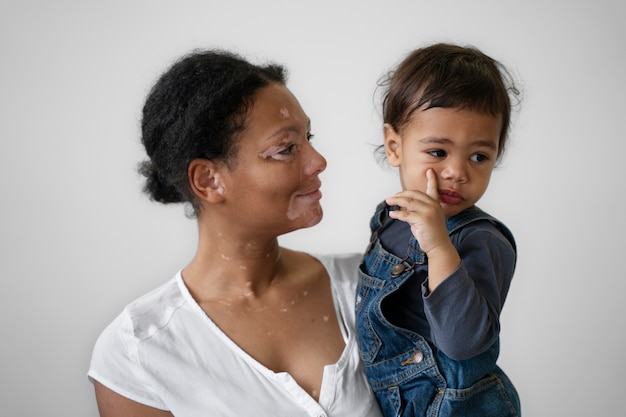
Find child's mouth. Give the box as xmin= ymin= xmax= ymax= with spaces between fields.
xmin=439 ymin=190 xmax=463 ymax=205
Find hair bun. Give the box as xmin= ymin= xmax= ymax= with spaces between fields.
xmin=138 ymin=160 xmax=184 ymax=204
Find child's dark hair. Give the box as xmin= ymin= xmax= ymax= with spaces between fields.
xmin=381 ymin=42 xmax=519 ymax=160
xmin=138 ymin=50 xmax=287 ymax=215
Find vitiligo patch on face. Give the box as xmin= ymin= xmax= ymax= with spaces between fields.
xmin=259 ymin=140 xmax=291 ymax=160
xmin=286 ymin=202 xmax=302 ymax=220
xmin=259 ymin=145 xmax=282 ymax=159
xmin=286 ymin=197 xmax=322 ymax=226
xmin=279 ymin=107 xmax=290 ymax=119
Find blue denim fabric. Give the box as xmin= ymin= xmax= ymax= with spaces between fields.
xmin=356 ymin=202 xmax=520 ymax=417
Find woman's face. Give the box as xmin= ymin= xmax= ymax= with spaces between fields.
xmin=219 ymin=83 xmax=327 ymax=236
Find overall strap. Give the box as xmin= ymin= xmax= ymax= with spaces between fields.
xmin=446 ymin=205 xmax=496 ymax=233
xmin=446 ymin=206 xmax=516 ymax=251
xmin=405 ymin=205 xmax=516 ymax=264
xmin=366 ymin=202 xmax=515 ymax=267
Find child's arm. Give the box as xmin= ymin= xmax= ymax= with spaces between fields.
xmin=387 ymin=169 xmax=460 ymax=293
xmin=424 ymin=227 xmax=515 ymax=359
xmin=387 ymin=170 xmax=515 ymax=359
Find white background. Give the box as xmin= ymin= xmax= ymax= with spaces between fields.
xmin=1 ymin=1 xmax=624 ymax=416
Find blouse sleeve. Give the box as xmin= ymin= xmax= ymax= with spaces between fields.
xmin=87 ymin=310 xmax=167 ymax=410
xmin=422 ymin=222 xmax=516 ymax=360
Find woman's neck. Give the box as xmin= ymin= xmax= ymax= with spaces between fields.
xmin=182 ymin=223 xmax=287 ymax=301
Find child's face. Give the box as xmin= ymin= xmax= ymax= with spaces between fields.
xmin=384 ymin=107 xmax=502 ymax=218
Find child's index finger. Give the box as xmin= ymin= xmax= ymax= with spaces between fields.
xmin=426 ymin=169 xmax=439 ymax=200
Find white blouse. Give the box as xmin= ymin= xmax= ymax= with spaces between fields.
xmin=88 ymin=253 xmax=382 ymax=417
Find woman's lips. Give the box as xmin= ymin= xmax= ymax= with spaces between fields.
xmin=439 ymin=189 xmax=463 ymax=205
xmin=297 ymin=183 xmax=322 ymax=201
xmin=300 ymin=189 xmax=322 ymax=200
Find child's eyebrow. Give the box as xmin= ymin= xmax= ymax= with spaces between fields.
xmin=419 ymin=137 xmax=452 ymax=145
xmin=472 ymin=140 xmax=498 ymax=149
xmin=419 ymin=137 xmax=497 ymax=149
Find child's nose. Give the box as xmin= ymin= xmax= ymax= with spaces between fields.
xmin=441 ymin=159 xmax=467 ymax=182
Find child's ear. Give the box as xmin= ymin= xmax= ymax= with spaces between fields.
xmin=188 ymin=158 xmax=226 ymax=204
xmin=384 ymin=123 xmax=402 ymax=167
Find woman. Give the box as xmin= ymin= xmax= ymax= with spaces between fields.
xmin=88 ymin=50 xmax=382 ymax=417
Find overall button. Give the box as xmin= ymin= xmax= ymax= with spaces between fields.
xmin=390 ymin=264 xmax=405 ymax=277
xmin=401 ymin=350 xmax=424 ymax=366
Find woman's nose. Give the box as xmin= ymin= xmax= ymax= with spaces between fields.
xmin=306 ymin=143 xmax=327 ymax=176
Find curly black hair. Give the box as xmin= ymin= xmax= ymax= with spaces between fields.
xmin=138 ymin=50 xmax=287 ymax=215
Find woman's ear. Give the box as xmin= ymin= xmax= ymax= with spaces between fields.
xmin=188 ymin=158 xmax=226 ymax=204
xmin=383 ymin=123 xmax=402 ymax=167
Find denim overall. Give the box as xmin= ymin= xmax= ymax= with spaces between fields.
xmin=356 ymin=202 xmax=520 ymax=417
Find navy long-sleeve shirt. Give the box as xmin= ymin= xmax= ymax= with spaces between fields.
xmin=379 ymin=217 xmax=516 ymax=360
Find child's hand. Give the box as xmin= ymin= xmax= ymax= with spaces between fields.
xmin=386 ymin=169 xmax=450 ymax=255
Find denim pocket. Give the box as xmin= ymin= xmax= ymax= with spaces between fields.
xmin=356 ymin=268 xmax=385 ymax=364
xmin=377 ymin=385 xmax=402 ymax=417
xmin=437 ymin=374 xmax=520 ymax=417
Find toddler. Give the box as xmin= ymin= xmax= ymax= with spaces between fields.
xmin=356 ymin=43 xmax=521 ymax=416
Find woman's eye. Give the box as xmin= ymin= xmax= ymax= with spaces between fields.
xmin=278 ymin=144 xmax=296 ymax=155
xmin=307 ymin=132 xmax=315 ymax=142
xmin=427 ymin=149 xmax=446 ymax=158
xmin=470 ymin=153 xmax=489 ymax=162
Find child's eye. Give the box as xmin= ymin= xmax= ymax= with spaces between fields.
xmin=427 ymin=149 xmax=446 ymax=158
xmin=470 ymin=153 xmax=489 ymax=162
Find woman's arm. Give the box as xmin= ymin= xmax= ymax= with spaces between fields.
xmin=94 ymin=381 xmax=174 ymax=417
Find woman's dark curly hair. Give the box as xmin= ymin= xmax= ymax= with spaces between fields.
xmin=379 ymin=43 xmax=520 ymax=161
xmin=138 ymin=50 xmax=287 ymax=215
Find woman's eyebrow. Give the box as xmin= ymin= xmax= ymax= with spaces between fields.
xmin=265 ymin=118 xmax=311 ymax=141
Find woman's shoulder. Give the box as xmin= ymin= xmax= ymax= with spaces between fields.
xmin=281 ymin=249 xmax=361 ymax=291
xmin=106 ymin=273 xmax=186 ymax=341
xmin=308 ymin=252 xmax=362 ymax=302
xmin=89 ymin=274 xmax=185 ymax=411
xmin=312 ymin=252 xmax=362 ymax=280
